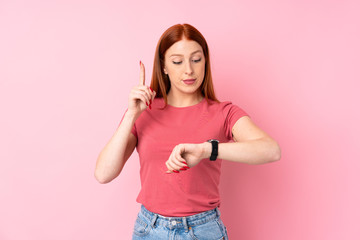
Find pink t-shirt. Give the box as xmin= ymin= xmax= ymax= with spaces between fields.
xmin=121 ymin=97 xmax=248 ymax=217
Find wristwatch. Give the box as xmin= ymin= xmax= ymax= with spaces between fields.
xmin=207 ymin=139 xmax=219 ymax=161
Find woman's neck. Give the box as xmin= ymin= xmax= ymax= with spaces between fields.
xmin=167 ymin=91 xmax=204 ymax=108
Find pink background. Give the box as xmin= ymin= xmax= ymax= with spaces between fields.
xmin=1 ymin=0 xmax=359 ymax=239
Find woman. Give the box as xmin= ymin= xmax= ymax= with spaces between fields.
xmin=95 ymin=23 xmax=281 ymax=239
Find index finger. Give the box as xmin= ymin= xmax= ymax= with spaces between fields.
xmin=139 ymin=61 xmax=145 ymax=86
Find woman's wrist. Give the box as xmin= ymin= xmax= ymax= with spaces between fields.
xmin=201 ymin=142 xmax=212 ymax=159
xmin=124 ymin=109 xmax=140 ymax=121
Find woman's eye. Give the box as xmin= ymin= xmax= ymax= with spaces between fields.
xmin=172 ymin=58 xmax=201 ymax=65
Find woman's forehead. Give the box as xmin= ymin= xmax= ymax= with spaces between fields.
xmin=165 ymin=39 xmax=203 ymax=57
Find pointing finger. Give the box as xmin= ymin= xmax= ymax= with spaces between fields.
xmin=139 ymin=60 xmax=145 ymax=86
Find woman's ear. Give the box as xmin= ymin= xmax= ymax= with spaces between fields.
xmin=164 ymin=68 xmax=168 ymax=75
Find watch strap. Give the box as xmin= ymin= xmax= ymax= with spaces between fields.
xmin=207 ymin=139 xmax=219 ymax=161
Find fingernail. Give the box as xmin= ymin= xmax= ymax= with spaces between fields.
xmin=180 ymin=167 xmax=187 ymax=171
xmin=150 ymin=87 xmax=154 ymax=92
xmin=182 ymin=161 xmax=187 ymax=164
xmin=149 ymin=104 xmax=152 ymax=110
xmin=140 ymin=60 xmax=142 ymax=66
xmin=146 ymin=102 xmax=148 ymax=106
xmin=184 ymin=166 xmax=190 ymax=169
xmin=150 ymin=99 xmax=152 ymax=105
xmin=173 ymin=170 xmax=179 ymax=173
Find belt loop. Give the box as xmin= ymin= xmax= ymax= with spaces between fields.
xmin=150 ymin=213 xmax=158 ymax=227
xmin=215 ymin=207 xmax=221 ymax=217
xmin=182 ymin=217 xmax=189 ymax=232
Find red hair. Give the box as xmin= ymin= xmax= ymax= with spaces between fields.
xmin=150 ymin=23 xmax=219 ymax=106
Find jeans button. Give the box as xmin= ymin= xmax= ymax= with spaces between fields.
xmin=171 ymin=220 xmax=177 ymax=226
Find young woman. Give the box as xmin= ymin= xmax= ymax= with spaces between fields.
xmin=95 ymin=23 xmax=281 ymax=239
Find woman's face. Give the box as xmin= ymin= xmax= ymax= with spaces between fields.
xmin=163 ymin=38 xmax=205 ymax=97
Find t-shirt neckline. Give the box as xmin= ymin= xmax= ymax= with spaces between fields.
xmin=165 ymin=97 xmax=206 ymax=109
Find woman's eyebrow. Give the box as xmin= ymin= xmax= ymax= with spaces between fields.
xmin=170 ymin=50 xmax=202 ymax=57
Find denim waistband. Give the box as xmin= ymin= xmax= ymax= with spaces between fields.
xmin=139 ymin=205 xmax=221 ymax=230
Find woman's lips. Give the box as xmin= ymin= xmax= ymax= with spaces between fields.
xmin=183 ymin=79 xmax=196 ymax=85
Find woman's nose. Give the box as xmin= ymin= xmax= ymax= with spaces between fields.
xmin=185 ymin=61 xmax=194 ymax=75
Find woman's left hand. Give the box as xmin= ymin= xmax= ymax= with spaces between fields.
xmin=165 ymin=142 xmax=211 ymax=173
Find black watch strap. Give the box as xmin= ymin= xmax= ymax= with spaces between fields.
xmin=207 ymin=139 xmax=219 ymax=161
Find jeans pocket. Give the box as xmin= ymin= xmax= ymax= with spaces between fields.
xmin=189 ymin=219 xmax=225 ymax=240
xmin=216 ymin=218 xmax=229 ymax=240
xmin=133 ymin=215 xmax=151 ymax=237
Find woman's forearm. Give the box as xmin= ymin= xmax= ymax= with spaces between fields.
xmin=202 ymin=138 xmax=281 ymax=165
xmin=95 ymin=111 xmax=137 ymax=183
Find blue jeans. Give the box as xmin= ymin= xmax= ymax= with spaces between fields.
xmin=132 ymin=205 xmax=229 ymax=240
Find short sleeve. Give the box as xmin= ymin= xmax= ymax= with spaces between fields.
xmin=118 ymin=109 xmax=137 ymax=138
xmin=222 ymin=102 xmax=249 ymax=140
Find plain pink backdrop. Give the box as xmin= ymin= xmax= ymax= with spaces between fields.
xmin=1 ymin=0 xmax=359 ymax=239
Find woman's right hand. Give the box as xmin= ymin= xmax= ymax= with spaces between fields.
xmin=127 ymin=61 xmax=156 ymax=117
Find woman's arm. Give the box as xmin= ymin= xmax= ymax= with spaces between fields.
xmin=205 ymin=116 xmax=281 ymax=164
xmin=165 ymin=116 xmax=281 ymax=172
xmin=95 ymin=61 xmax=155 ymax=183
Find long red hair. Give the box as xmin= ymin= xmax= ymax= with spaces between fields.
xmin=150 ymin=23 xmax=219 ymax=106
